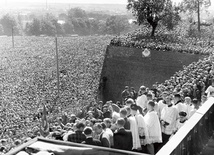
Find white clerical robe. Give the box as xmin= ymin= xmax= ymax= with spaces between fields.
xmin=134 ymin=114 xmax=150 ymax=145
xmin=205 ymin=85 xmax=214 ymax=98
xmin=161 ymin=106 xmax=178 ymax=135
xmin=144 ymin=111 xmax=162 ymax=143
xmin=128 ymin=116 xmax=141 ymax=150
xmin=136 ymin=94 xmax=147 ymax=110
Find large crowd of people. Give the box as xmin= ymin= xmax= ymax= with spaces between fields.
xmin=1 ymin=54 xmax=214 ymax=154
xmin=110 ymin=28 xmax=214 ymax=55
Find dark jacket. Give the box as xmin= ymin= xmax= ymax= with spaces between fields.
xmin=124 ymin=117 xmax=130 ymax=130
xmin=67 ymin=130 xmax=86 ymax=143
xmin=82 ymin=137 xmax=102 ymax=146
xmin=100 ymin=132 xmax=110 ymax=148
xmin=113 ymin=128 xmax=133 ymax=151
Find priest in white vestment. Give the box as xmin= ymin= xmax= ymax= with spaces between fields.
xmin=160 ymin=95 xmax=178 ymax=147
xmin=144 ymin=101 xmax=162 ymax=154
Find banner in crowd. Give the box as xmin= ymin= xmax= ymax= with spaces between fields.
xmin=40 ymin=104 xmax=49 ymax=137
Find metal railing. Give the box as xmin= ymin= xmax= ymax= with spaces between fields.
xmin=156 ymin=97 xmax=214 ymax=155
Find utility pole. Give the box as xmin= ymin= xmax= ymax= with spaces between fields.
xmin=55 ymin=34 xmax=60 ymax=97
xmin=12 ymin=25 xmax=14 ymax=48
xmin=197 ymin=0 xmax=201 ymax=33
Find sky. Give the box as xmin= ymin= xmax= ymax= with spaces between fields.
xmin=2 ymin=0 xmax=182 ymax=4
xmin=1 ymin=0 xmax=213 ymax=9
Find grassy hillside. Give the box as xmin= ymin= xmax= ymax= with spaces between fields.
xmin=0 ymin=36 xmax=112 ymax=120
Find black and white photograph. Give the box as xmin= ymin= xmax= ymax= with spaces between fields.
xmin=0 ymin=0 xmax=214 ymax=155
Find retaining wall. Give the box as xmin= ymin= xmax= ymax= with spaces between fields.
xmin=98 ymin=45 xmax=204 ymax=103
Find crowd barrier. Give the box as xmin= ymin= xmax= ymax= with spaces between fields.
xmin=156 ymin=97 xmax=214 ymax=155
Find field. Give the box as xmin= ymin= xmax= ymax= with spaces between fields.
xmin=0 ymin=35 xmax=112 ymax=125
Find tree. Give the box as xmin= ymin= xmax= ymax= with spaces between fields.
xmin=63 ymin=22 xmax=74 ymax=35
xmin=40 ymin=20 xmax=56 ymax=36
xmin=68 ymin=8 xmax=88 ymax=19
xmin=26 ymin=18 xmax=41 ymax=36
xmin=105 ymin=16 xmax=129 ymax=35
xmin=127 ymin=0 xmax=181 ymax=37
xmin=0 ymin=24 xmax=4 ymax=35
xmin=0 ymin=14 xmax=19 ymax=36
xmin=181 ymin=0 xmax=211 ymax=33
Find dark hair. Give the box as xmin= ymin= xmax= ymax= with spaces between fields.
xmin=94 ymin=123 xmax=102 ymax=129
xmin=120 ymin=108 xmax=127 ymax=116
xmin=76 ymin=122 xmax=85 ymax=129
xmin=146 ymin=93 xmax=153 ymax=98
xmin=148 ymin=101 xmax=155 ymax=107
xmin=117 ymin=118 xmax=125 ymax=127
xmin=179 ymin=111 xmax=187 ymax=117
xmin=101 ymin=122 xmax=106 ymax=129
xmin=174 ymin=94 xmax=181 ymax=98
xmin=83 ymin=127 xmax=93 ymax=135
xmin=192 ymin=98 xmax=198 ymax=104
xmin=0 ymin=146 xmax=6 ymax=152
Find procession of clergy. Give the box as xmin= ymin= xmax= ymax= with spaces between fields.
xmin=115 ymin=84 xmax=214 ymax=154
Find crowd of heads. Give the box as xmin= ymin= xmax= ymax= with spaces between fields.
xmin=1 ymin=55 xmax=214 ymax=154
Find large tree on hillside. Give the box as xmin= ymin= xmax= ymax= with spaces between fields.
xmin=68 ymin=8 xmax=88 ymax=19
xmin=181 ymin=0 xmax=211 ymax=33
xmin=0 ymin=14 xmax=19 ymax=36
xmin=127 ymin=0 xmax=181 ymax=37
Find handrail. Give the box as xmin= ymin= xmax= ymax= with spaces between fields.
xmin=156 ymin=97 xmax=214 ymax=155
xmin=6 ymin=137 xmax=149 ymax=155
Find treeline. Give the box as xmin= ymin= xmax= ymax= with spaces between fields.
xmin=0 ymin=8 xmax=132 ymax=36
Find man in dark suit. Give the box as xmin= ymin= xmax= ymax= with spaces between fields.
xmin=82 ymin=127 xmax=102 ymax=146
xmin=119 ymin=108 xmax=130 ymax=130
xmin=114 ymin=118 xmax=133 ymax=151
xmin=67 ymin=122 xmax=86 ymax=143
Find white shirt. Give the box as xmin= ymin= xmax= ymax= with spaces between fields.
xmin=175 ymin=119 xmax=187 ymax=131
xmin=189 ymin=109 xmax=197 ymax=118
xmin=205 ymin=85 xmax=214 ymax=98
xmin=183 ymin=104 xmax=193 ymax=119
xmin=136 ymin=94 xmax=147 ymax=110
xmin=174 ymin=101 xmax=186 ymax=118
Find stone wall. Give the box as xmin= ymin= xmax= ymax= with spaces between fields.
xmin=98 ymin=45 xmax=204 ymax=103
